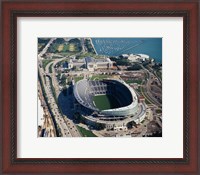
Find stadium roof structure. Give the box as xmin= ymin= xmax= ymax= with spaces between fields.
xmin=73 ymin=79 xmax=139 ymax=116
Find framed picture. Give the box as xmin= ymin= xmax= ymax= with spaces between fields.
xmin=1 ymin=0 xmax=199 ymax=174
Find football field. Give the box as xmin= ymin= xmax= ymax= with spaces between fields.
xmin=93 ymin=94 xmax=120 ymax=110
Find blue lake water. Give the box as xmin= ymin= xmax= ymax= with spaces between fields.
xmin=91 ymin=38 xmax=162 ymax=63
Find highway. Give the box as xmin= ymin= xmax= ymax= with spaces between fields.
xmin=80 ymin=38 xmax=87 ymax=52
xmin=45 ymin=58 xmax=81 ymax=137
xmin=38 ymin=41 xmax=81 ymax=137
xmin=38 ymin=65 xmax=72 ymax=137
xmin=140 ymin=64 xmax=162 ymax=107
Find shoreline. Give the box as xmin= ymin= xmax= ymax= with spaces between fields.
xmin=88 ymin=38 xmax=98 ymax=55
xmin=88 ymin=38 xmax=162 ymax=63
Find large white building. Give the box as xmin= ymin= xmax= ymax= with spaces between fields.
xmin=68 ymin=57 xmax=113 ymax=71
xmin=120 ymin=53 xmax=150 ymax=62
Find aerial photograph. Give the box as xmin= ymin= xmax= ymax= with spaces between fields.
xmin=38 ymin=37 xmax=162 ymax=137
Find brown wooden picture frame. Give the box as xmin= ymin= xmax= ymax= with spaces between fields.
xmin=1 ymin=0 xmax=199 ymax=174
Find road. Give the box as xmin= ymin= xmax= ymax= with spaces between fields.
xmin=44 ymin=58 xmax=81 ymax=137
xmin=38 ymin=65 xmax=72 ymax=137
xmin=80 ymin=38 xmax=87 ymax=52
xmin=38 ymin=41 xmax=81 ymax=137
xmin=140 ymin=64 xmax=162 ymax=107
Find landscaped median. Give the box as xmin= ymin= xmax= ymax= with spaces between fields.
xmin=76 ymin=125 xmax=97 ymax=137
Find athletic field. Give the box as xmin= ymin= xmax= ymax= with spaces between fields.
xmin=93 ymin=94 xmax=121 ymax=110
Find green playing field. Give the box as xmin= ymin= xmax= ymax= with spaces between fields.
xmin=93 ymin=94 xmax=121 ymax=110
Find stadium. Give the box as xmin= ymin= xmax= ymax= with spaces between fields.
xmin=74 ymin=79 xmax=138 ymax=116
xmin=73 ymin=79 xmax=146 ymax=130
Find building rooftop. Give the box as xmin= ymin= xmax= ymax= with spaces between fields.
xmin=85 ymin=57 xmax=95 ymax=63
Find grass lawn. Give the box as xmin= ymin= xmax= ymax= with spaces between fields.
xmin=145 ymin=98 xmax=151 ymax=105
xmin=69 ymin=44 xmax=76 ymax=51
xmin=136 ymin=86 xmax=142 ymax=93
xmin=156 ymin=109 xmax=162 ymax=114
xmin=74 ymin=76 xmax=84 ymax=83
xmin=57 ymin=44 xmax=64 ymax=52
xmin=49 ymin=77 xmax=58 ymax=104
xmin=125 ymin=79 xmax=142 ymax=84
xmin=49 ymin=63 xmax=53 ymax=73
xmin=91 ymin=74 xmax=110 ymax=80
xmin=93 ymin=94 xmax=120 ymax=110
xmin=76 ymin=126 xmax=97 ymax=137
xmin=42 ymin=59 xmax=54 ymax=69
xmin=59 ymin=52 xmax=75 ymax=56
xmin=76 ymin=52 xmax=99 ymax=59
